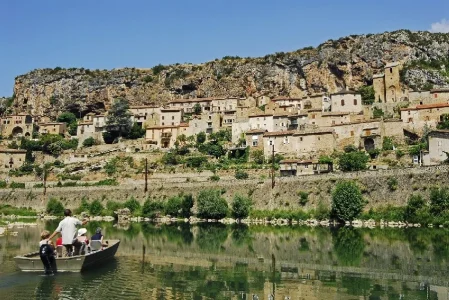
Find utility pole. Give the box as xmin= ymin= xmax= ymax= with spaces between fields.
xmin=43 ymin=165 xmax=47 ymax=196
xmin=271 ymin=144 xmax=275 ymax=189
xmin=144 ymin=158 xmax=148 ymax=193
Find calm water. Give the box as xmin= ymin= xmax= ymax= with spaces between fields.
xmin=1 ymin=220 xmax=449 ymax=299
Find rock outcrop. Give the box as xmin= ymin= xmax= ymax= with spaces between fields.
xmin=10 ymin=30 xmax=449 ymax=117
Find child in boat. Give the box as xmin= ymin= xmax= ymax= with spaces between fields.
xmin=39 ymin=230 xmax=56 ymax=275
xmin=75 ymin=228 xmax=89 ymax=255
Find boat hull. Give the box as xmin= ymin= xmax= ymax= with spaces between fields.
xmin=14 ymin=240 xmax=120 ymax=272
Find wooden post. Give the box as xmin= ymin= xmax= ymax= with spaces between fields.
xmin=43 ymin=165 xmax=47 ymax=196
xmin=271 ymin=144 xmax=275 ymax=189
xmin=141 ymin=245 xmax=146 ymax=273
xmin=144 ymin=158 xmax=148 ymax=193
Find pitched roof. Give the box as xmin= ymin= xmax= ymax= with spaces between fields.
xmin=280 ymin=159 xmax=313 ymax=164
xmin=169 ymin=97 xmax=221 ymax=104
xmin=401 ymin=103 xmax=449 ymax=111
xmin=263 ymin=130 xmax=295 ymax=137
xmin=246 ymin=129 xmax=267 ymax=134
xmin=331 ymin=90 xmax=359 ymax=95
xmin=431 ymin=88 xmax=449 ymax=93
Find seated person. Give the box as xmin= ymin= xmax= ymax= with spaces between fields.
xmin=75 ymin=228 xmax=89 ymax=255
xmin=39 ymin=230 xmax=56 ymax=275
xmin=90 ymin=227 xmax=108 ymax=250
xmin=55 ymin=233 xmax=63 ymax=257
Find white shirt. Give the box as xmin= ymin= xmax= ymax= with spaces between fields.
xmin=55 ymin=216 xmax=82 ymax=245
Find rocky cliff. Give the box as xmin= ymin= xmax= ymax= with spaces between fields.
xmin=11 ymin=30 xmax=449 ymax=117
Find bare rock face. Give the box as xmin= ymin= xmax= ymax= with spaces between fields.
xmin=11 ymin=30 xmax=449 ymax=117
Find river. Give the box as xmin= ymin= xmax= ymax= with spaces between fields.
xmin=1 ymin=220 xmax=449 ymax=299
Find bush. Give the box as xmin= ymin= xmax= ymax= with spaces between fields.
xmin=82 ymin=137 xmax=96 ymax=147
xmin=396 ymin=149 xmax=405 ymax=159
xmin=0 ymin=205 xmax=37 ymax=216
xmin=180 ymin=194 xmax=194 ymax=217
xmin=124 ymin=197 xmax=141 ymax=214
xmin=344 ymin=145 xmax=358 ymax=153
xmin=142 ymin=199 xmax=165 ymax=218
xmin=382 ymin=137 xmax=394 ymax=151
xmin=104 ymin=159 xmax=117 ymax=175
xmin=251 ymin=149 xmax=265 ymax=164
xmin=75 ymin=198 xmax=91 ymax=214
xmin=197 ymin=189 xmax=228 ymax=219
xmin=126 ymin=122 xmax=145 ymax=139
xmin=185 ymin=156 xmax=208 ymax=168
xmin=429 ymin=187 xmax=449 ymax=216
xmin=373 ymin=107 xmax=384 ymax=118
xmin=331 ymin=181 xmax=364 ymax=222
xmin=89 ymin=199 xmax=104 ymax=216
xmin=209 ymin=175 xmax=220 ymax=181
xmin=106 ymin=201 xmax=124 ymax=214
xmin=338 ymin=152 xmax=368 ymax=172
xmin=165 ymin=195 xmax=183 ymax=216
xmin=161 ymin=152 xmax=180 ymax=165
xmin=196 ymin=132 xmax=206 ymax=144
xmin=387 ymin=177 xmax=398 ymax=191
xmin=94 ymin=178 xmax=119 ymax=186
xmin=404 ymin=194 xmax=429 ymax=224
xmin=0 ymin=181 xmax=7 ymax=188
xmin=10 ymin=182 xmax=25 ymax=189
xmin=46 ymin=198 xmax=64 ymax=216
xmin=231 ymin=195 xmax=252 ymax=219
xmin=298 ymin=191 xmax=309 ymax=206
xmin=235 ymin=169 xmax=249 ymax=180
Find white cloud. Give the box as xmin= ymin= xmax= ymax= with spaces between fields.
xmin=430 ymin=19 xmax=449 ymax=33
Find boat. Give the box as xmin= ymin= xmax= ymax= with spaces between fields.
xmin=14 ymin=239 xmax=120 ymax=272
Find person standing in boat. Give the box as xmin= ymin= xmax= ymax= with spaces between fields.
xmin=48 ymin=209 xmax=89 ymax=257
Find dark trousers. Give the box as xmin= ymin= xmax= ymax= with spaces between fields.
xmin=40 ymin=254 xmax=55 ymax=275
xmin=64 ymin=240 xmax=82 ymax=257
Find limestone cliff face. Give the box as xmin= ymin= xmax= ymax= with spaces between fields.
xmin=12 ymin=30 xmax=449 ymax=117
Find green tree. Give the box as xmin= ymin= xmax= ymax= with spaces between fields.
xmin=57 ymin=112 xmax=78 ymax=136
xmin=231 ymin=195 xmax=252 ymax=219
xmin=197 ymin=189 xmax=228 ymax=219
xmin=235 ymin=169 xmax=249 ymax=180
xmin=142 ymin=199 xmax=165 ymax=218
xmin=46 ymin=198 xmax=64 ymax=216
xmin=373 ymin=107 xmax=384 ymax=119
xmin=429 ymin=187 xmax=449 ymax=217
xmin=165 ymin=195 xmax=183 ymax=216
xmin=104 ymin=98 xmax=132 ymax=143
xmin=338 ymin=152 xmax=368 ymax=172
xmin=251 ymin=149 xmax=265 ymax=164
xmin=404 ymin=194 xmax=429 ymax=224
xmin=180 ymin=194 xmax=194 ymax=217
xmin=382 ymin=137 xmax=394 ymax=151
xmin=89 ymin=199 xmax=104 ymax=216
xmin=331 ymin=181 xmax=364 ymax=221
xmin=196 ymin=132 xmax=206 ymax=144
xmin=124 ymin=196 xmax=141 ymax=214
xmin=193 ymin=103 xmax=202 ymax=115
xmin=437 ymin=114 xmax=449 ymax=129
xmin=126 ymin=122 xmax=145 ymax=139
xmin=358 ymin=85 xmax=375 ymax=104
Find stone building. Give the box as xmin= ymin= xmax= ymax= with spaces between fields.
xmin=425 ymin=130 xmax=449 ymax=165
xmin=330 ymin=91 xmax=363 ymax=113
xmin=210 ymin=97 xmax=239 ymax=113
xmin=159 ymin=109 xmax=183 ymax=127
xmin=168 ymin=98 xmax=213 ymax=114
xmin=0 ymin=149 xmax=26 ymax=170
xmin=38 ymin=122 xmax=67 ymax=135
xmin=400 ymin=103 xmax=449 ymax=133
xmin=145 ymin=123 xmax=189 ymax=148
xmin=430 ymin=88 xmax=449 ymax=102
xmin=244 ymin=129 xmax=266 ymax=149
xmin=0 ymin=113 xmax=34 ymax=138
xmin=129 ymin=105 xmax=161 ymax=128
xmin=279 ymin=159 xmax=332 ymax=176
xmin=373 ymin=62 xmax=406 ymax=103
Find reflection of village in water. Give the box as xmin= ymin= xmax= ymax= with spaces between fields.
xmin=1 ymin=220 xmax=449 ymax=299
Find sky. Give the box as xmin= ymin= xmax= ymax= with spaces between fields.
xmin=1 ymin=0 xmax=448 ymax=96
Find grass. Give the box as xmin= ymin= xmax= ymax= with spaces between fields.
xmin=0 ymin=205 xmax=37 ymax=216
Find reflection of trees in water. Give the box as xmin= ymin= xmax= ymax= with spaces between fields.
xmin=231 ymin=224 xmax=253 ymax=247
xmin=140 ymin=223 xmax=193 ymax=245
xmin=341 ymin=276 xmax=371 ymax=296
xmin=332 ymin=227 xmax=365 ymax=266
xmin=196 ymin=223 xmax=229 ymax=251
xmin=404 ymin=228 xmax=431 ymax=254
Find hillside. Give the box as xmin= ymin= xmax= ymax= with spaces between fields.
xmin=10 ymin=30 xmax=449 ymax=117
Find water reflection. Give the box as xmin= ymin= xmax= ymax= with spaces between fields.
xmin=1 ymin=221 xmax=449 ymax=299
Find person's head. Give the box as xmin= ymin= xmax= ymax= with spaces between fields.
xmin=95 ymin=227 xmax=102 ymax=234
xmin=40 ymin=230 xmax=50 ymax=240
xmin=64 ymin=209 xmax=72 ymax=217
xmin=78 ymin=228 xmax=87 ymax=237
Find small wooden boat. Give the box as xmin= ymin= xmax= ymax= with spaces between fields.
xmin=14 ymin=239 xmax=120 ymax=272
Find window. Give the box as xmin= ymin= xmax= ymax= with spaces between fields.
xmin=300 ymin=137 xmax=303 ymax=142
xmin=341 ymin=99 xmax=345 ymax=106
xmin=318 ymin=137 xmax=320 ymax=141
xmin=162 ymin=116 xmax=165 ymax=120
xmin=172 ymin=122 xmax=174 ymax=125
xmin=389 ymin=68 xmax=392 ymax=73
xmin=269 ymin=140 xmax=273 ymax=146
xmin=162 ymin=122 xmax=164 ymax=125
xmin=312 ymin=114 xmax=315 ymax=119
xmin=350 ymin=131 xmax=354 ymax=136
xmin=283 ymin=137 xmax=288 ymax=144
xmin=408 ymin=118 xmax=413 ymax=123
xmin=284 ymin=107 xmax=286 ymax=111
xmin=353 ymin=99 xmax=357 ymax=105
xmin=209 ymin=115 xmax=212 ymax=120
xmin=172 ymin=116 xmax=174 ymax=120
xmin=332 ymin=120 xmax=335 ymax=125
xmin=434 ymin=93 xmax=438 ymax=98
xmin=408 ymin=111 xmax=410 ymax=115
xmin=304 ymin=164 xmax=308 ymax=169
xmin=252 ymin=140 xmax=258 ymax=146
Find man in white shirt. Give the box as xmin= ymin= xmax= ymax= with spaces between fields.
xmin=49 ymin=209 xmax=89 ymax=256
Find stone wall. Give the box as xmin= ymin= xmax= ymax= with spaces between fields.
xmin=2 ymin=165 xmax=449 ymax=212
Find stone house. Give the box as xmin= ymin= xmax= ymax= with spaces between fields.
xmin=0 ymin=113 xmax=34 ymax=138
xmin=279 ymin=159 xmax=332 ymax=176
xmin=160 ymin=109 xmax=183 ymax=127
xmin=244 ymin=129 xmax=266 ymax=149
xmin=129 ymin=105 xmax=161 ymax=128
xmin=231 ymin=120 xmax=251 ymax=144
xmin=221 ymin=110 xmax=236 ymax=128
xmin=211 ymin=97 xmax=239 ymax=113
xmin=248 ymin=114 xmax=275 ymax=132
xmin=424 ymin=130 xmax=449 ymax=165
xmin=430 ymin=88 xmax=449 ymax=103
xmin=38 ymin=122 xmax=67 ymax=135
xmin=373 ymin=62 xmax=406 ymax=103
xmin=0 ymin=149 xmax=27 ymax=170
xmin=145 ymin=123 xmax=189 ymax=148
xmin=400 ymin=103 xmax=449 ymax=133
xmin=333 ymin=120 xmax=381 ymax=151
xmin=330 ymin=91 xmax=363 ymax=114
xmin=186 ymin=113 xmax=220 ymax=136
xmin=168 ymin=98 xmax=213 ymax=114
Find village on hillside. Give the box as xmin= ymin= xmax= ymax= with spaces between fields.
xmin=1 ymin=61 xmax=449 ymax=181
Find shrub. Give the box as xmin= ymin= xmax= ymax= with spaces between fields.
xmin=104 ymin=159 xmax=117 ymax=175
xmin=429 ymin=187 xmax=449 ymax=216
xmin=196 ymin=132 xmax=206 ymax=144
xmin=46 ymin=198 xmax=64 ymax=216
xmin=94 ymin=178 xmax=119 ymax=186
xmin=338 ymin=152 xmax=368 ymax=172
xmin=251 ymin=149 xmax=265 ymax=164
xmin=331 ymin=181 xmax=364 ymax=222
xmin=164 ymin=195 xmax=183 ymax=216
xmin=373 ymin=107 xmax=384 ymax=118
xmin=298 ymin=191 xmax=309 ymax=206
xmin=209 ymin=175 xmax=220 ymax=181
xmin=396 ymin=149 xmax=405 ymax=159
xmin=197 ymin=189 xmax=228 ymax=219
xmin=0 ymin=181 xmax=7 ymax=188
xmin=185 ymin=156 xmax=207 ymax=168
xmin=235 ymin=169 xmax=249 ymax=180
xmin=75 ymin=198 xmax=91 ymax=214
xmin=89 ymin=199 xmax=104 ymax=216
xmin=387 ymin=177 xmax=398 ymax=191
xmin=82 ymin=137 xmax=96 ymax=147
xmin=180 ymin=194 xmax=194 ymax=217
xmin=106 ymin=201 xmax=124 ymax=214
xmin=161 ymin=152 xmax=180 ymax=165
xmin=142 ymin=199 xmax=165 ymax=218
xmin=10 ymin=182 xmax=25 ymax=189
xmin=343 ymin=145 xmax=358 ymax=153
xmin=231 ymin=194 xmax=252 ymax=219
xmin=124 ymin=197 xmax=141 ymax=214
xmin=382 ymin=137 xmax=394 ymax=151
xmin=404 ymin=194 xmax=428 ymax=223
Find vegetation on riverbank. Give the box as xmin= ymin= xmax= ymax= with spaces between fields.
xmin=0 ymin=204 xmax=37 ymax=216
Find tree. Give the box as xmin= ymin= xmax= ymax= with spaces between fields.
xmin=57 ymin=112 xmax=78 ymax=136
xmin=331 ymin=181 xmax=364 ymax=222
xmin=197 ymin=189 xmax=228 ymax=219
xmin=46 ymin=198 xmax=64 ymax=216
xmin=338 ymin=152 xmax=368 ymax=172
xmin=180 ymin=194 xmax=194 ymax=217
xmin=126 ymin=122 xmax=145 ymax=139
xmin=89 ymin=199 xmax=104 ymax=216
xmin=382 ymin=137 xmax=394 ymax=151
xmin=193 ymin=103 xmax=202 ymax=115
xmin=196 ymin=132 xmax=206 ymax=144
xmin=104 ymin=98 xmax=132 ymax=143
xmin=231 ymin=195 xmax=252 ymax=219
xmin=251 ymin=149 xmax=265 ymax=164
xmin=165 ymin=195 xmax=183 ymax=216
xmin=437 ymin=114 xmax=449 ymax=129
xmin=358 ymin=86 xmax=375 ymax=104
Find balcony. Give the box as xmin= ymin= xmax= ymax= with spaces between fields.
xmin=161 ymin=132 xmax=172 ymax=138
